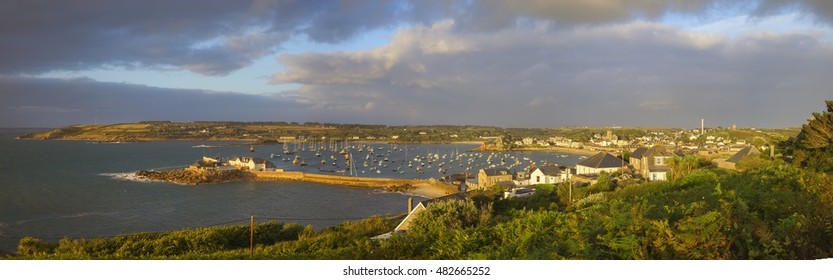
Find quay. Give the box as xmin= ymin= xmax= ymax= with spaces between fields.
xmin=250 ymin=170 xmax=454 ymax=190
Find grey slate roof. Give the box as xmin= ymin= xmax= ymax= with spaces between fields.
xmin=643 ymin=146 xmax=675 ymax=158
xmin=536 ymin=165 xmax=562 ymax=176
xmin=482 ymin=167 xmax=511 ymax=176
xmin=726 ymin=146 xmax=761 ymax=163
xmin=630 ymin=147 xmax=649 ymax=159
xmin=577 ymin=152 xmax=626 ymax=169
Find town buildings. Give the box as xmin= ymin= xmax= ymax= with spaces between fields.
xmin=477 ymin=167 xmax=514 ymax=190
xmin=228 ymin=157 xmax=275 ymax=171
xmin=629 ymin=146 xmax=678 ymax=181
xmin=575 ymin=152 xmax=626 ymax=175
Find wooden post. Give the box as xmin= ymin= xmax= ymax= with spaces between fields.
xmin=250 ymin=215 xmax=254 ymax=258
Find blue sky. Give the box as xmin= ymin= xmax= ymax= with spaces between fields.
xmin=3 ymin=0 xmax=833 ymax=128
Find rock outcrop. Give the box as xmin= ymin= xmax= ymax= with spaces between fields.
xmin=135 ymin=169 xmax=252 ymax=185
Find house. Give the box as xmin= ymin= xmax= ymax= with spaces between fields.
xmin=394 ymin=193 xmax=466 ymax=233
xmin=228 ymin=157 xmax=275 ymax=171
xmin=575 ymin=152 xmax=626 ymax=175
xmin=528 ymin=165 xmax=567 ymax=185
xmin=188 ymin=156 xmax=222 ymax=170
xmin=715 ymin=146 xmax=761 ymax=170
xmin=477 ymin=167 xmax=513 ymax=190
xmin=629 ymin=146 xmax=676 ymax=181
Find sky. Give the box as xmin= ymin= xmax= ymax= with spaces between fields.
xmin=2 ymin=0 xmax=833 ymax=128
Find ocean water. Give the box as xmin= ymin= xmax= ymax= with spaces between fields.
xmin=0 ymin=128 xmax=581 ymax=253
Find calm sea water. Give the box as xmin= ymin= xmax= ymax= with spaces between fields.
xmin=0 ymin=128 xmax=581 ymax=253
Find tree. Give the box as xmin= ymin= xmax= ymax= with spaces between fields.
xmin=797 ymin=100 xmax=833 ymax=149
xmin=668 ymin=155 xmax=699 ymax=181
xmin=792 ymin=100 xmax=833 ymax=172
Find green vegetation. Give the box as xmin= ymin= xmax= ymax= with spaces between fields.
xmin=789 ymin=100 xmax=833 ymax=173
xmin=9 ymin=102 xmax=828 ymax=260
xmin=12 ymin=157 xmax=833 ymax=259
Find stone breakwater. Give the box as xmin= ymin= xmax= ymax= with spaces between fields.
xmin=251 ymin=170 xmax=430 ymax=188
xmin=135 ymin=169 xmax=252 ymax=185
xmin=134 ymin=169 xmax=457 ymax=197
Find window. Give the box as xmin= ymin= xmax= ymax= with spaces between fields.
xmin=536 ymin=176 xmax=540 ymax=183
xmin=655 ymin=157 xmax=665 ymax=166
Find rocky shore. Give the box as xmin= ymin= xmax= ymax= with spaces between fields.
xmin=135 ymin=169 xmax=252 ymax=185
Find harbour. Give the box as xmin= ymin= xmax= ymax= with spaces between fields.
xmin=0 ymin=129 xmax=582 ymax=253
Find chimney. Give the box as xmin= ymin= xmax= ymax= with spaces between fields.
xmin=407 ymin=197 xmax=413 ymax=213
xmin=701 ymin=118 xmax=704 ymax=135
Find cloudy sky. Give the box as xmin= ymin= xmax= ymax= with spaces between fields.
xmin=2 ymin=0 xmax=833 ymax=128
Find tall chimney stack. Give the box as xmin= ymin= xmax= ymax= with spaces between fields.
xmin=407 ymin=197 xmax=413 ymax=213
xmin=701 ymin=118 xmax=704 ymax=135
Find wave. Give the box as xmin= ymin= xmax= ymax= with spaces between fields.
xmin=98 ymin=172 xmax=156 ymax=183
xmin=192 ymin=144 xmax=219 ymax=148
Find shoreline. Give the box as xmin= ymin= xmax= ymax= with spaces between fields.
xmin=251 ymin=170 xmax=459 ymax=198
xmin=133 ymin=168 xmax=459 ymax=199
xmin=474 ymin=146 xmax=598 ymax=156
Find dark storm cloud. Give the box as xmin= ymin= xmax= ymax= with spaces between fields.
xmin=0 ymin=0 xmax=408 ymax=76
xmin=3 ymin=0 xmax=833 ymax=128
xmin=755 ymin=0 xmax=833 ymax=23
xmin=271 ymin=21 xmax=833 ymax=128
xmin=3 ymin=0 xmax=832 ymax=77
xmin=0 ymin=76 xmax=306 ymax=127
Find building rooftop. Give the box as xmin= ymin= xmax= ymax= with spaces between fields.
xmin=535 ymin=165 xmax=562 ymax=176
xmin=726 ymin=146 xmax=761 ymax=163
xmin=481 ymin=167 xmax=511 ymax=176
xmin=630 ymin=147 xmax=649 ymax=159
xmin=577 ymin=152 xmax=626 ymax=169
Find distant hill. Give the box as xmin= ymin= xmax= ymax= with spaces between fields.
xmin=18 ymin=121 xmax=799 ymax=147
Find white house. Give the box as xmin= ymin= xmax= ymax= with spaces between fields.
xmin=228 ymin=157 xmax=275 ymax=171
xmin=529 ymin=165 xmax=566 ymax=185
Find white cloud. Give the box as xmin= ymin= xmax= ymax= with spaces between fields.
xmin=270 ymin=20 xmax=833 ymax=127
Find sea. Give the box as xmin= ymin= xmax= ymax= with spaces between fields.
xmin=0 ymin=128 xmax=582 ymax=253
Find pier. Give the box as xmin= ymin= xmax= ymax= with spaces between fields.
xmin=251 ymin=170 xmax=454 ymax=189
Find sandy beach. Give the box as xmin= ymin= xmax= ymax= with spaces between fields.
xmin=407 ymin=180 xmax=460 ymax=198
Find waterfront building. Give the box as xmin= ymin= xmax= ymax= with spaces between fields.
xmin=529 ymin=165 xmax=567 ymax=185
xmin=228 ymin=157 xmax=275 ymax=171
xmin=477 ymin=167 xmax=513 ymax=190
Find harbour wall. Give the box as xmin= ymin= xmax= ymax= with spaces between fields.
xmin=251 ymin=170 xmax=432 ymax=188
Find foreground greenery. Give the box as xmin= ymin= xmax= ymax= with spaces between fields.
xmin=11 ymin=157 xmax=833 ymax=259
xmin=11 ymin=101 xmax=830 ymax=259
